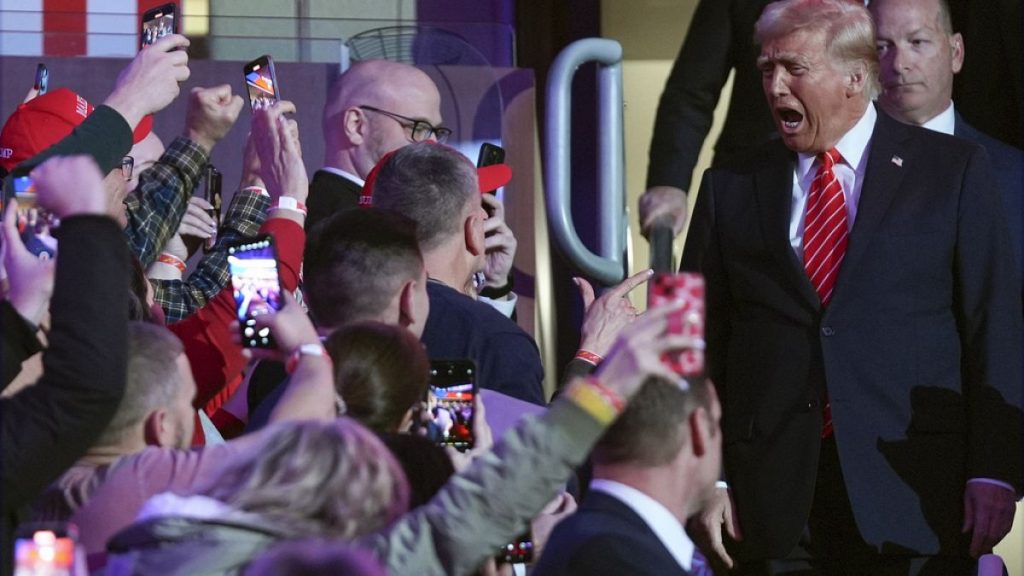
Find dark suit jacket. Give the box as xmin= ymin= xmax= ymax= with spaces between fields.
xmin=682 ymin=110 xmax=1023 ymax=560
xmin=531 ymin=491 xmax=691 ymax=576
xmin=955 ymin=114 xmax=1024 ymax=279
xmin=646 ymin=0 xmax=777 ymax=191
xmin=306 ymin=169 xmax=362 ymax=232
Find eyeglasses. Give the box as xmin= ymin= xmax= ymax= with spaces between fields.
xmin=358 ymin=105 xmax=452 ymax=144
xmin=121 ymin=156 xmax=135 ymax=180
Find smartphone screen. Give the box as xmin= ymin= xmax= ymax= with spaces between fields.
xmin=8 ymin=175 xmax=57 ymax=259
xmin=649 ymin=273 xmax=705 ymax=376
xmin=228 ymin=236 xmax=282 ymax=348
xmin=14 ymin=523 xmax=80 ymax=576
xmin=496 ymin=531 xmax=534 ymax=564
xmin=426 ymin=360 xmax=476 ymax=451
xmin=140 ymin=3 xmax=177 ymax=49
xmin=34 ymin=64 xmax=48 ymax=95
xmin=244 ymin=56 xmax=280 ymax=110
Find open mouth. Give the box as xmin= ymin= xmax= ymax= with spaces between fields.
xmin=777 ymin=107 xmax=804 ymax=131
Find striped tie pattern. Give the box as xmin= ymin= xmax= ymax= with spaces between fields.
xmin=803 ymin=148 xmax=847 ymax=438
xmin=803 ymin=148 xmax=848 ymax=307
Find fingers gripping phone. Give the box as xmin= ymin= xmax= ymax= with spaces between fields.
xmin=425 ymin=360 xmax=476 ymax=452
xmin=228 ymin=236 xmax=282 ymax=349
xmin=140 ymin=3 xmax=177 ymax=49
xmin=243 ymin=55 xmax=280 ymax=111
xmin=649 ymin=273 xmax=705 ymax=376
xmin=14 ymin=522 xmax=86 ymax=576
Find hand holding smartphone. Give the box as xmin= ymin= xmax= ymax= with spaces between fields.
xmin=140 ymin=3 xmax=177 ymax=49
xmin=648 ymin=273 xmax=705 ymax=376
xmin=244 ymin=55 xmax=280 ymax=111
xmin=228 ymin=236 xmax=283 ymax=348
xmin=424 ymin=360 xmax=476 ymax=451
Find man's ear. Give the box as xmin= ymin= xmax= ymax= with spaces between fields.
xmin=689 ymin=407 xmax=709 ymax=458
xmin=464 ymin=211 xmax=486 ymax=257
xmin=845 ymin=61 xmax=868 ymax=97
xmin=343 ymin=107 xmax=366 ymax=145
xmin=950 ymin=32 xmax=965 ymax=75
xmin=397 ymin=279 xmax=419 ymax=328
xmin=143 ymin=409 xmax=167 ymax=447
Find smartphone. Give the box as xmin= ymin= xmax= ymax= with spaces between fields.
xmin=33 ymin=64 xmax=48 ymax=96
xmin=202 ymin=165 xmax=222 ymax=250
xmin=140 ymin=3 xmax=177 ymax=49
xmin=426 ymin=360 xmax=476 ymax=451
xmin=228 ymin=236 xmax=282 ymax=349
xmin=496 ymin=531 xmax=534 ymax=564
xmin=243 ymin=55 xmax=280 ymax=111
xmin=8 ymin=175 xmax=57 ymax=260
xmin=13 ymin=522 xmax=85 ymax=576
xmin=648 ymin=273 xmax=705 ymax=376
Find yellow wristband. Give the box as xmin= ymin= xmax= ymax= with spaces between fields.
xmin=564 ymin=379 xmax=621 ymax=425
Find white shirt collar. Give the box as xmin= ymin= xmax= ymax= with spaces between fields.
xmin=589 ymin=479 xmax=694 ymax=571
xmin=319 ymin=166 xmax=365 ymax=187
xmin=920 ymin=101 xmax=956 ymax=135
xmin=796 ymin=103 xmax=876 ymax=181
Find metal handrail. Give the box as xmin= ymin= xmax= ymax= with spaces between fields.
xmin=543 ymin=38 xmax=626 ymax=286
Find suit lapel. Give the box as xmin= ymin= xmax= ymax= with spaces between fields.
xmin=829 ymin=112 xmax=911 ymax=311
xmin=754 ymin=147 xmax=821 ymax=310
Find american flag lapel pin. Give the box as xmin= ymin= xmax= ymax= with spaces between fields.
xmin=891 ymin=155 xmax=903 ymax=167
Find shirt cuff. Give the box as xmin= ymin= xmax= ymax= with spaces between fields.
xmin=479 ymin=292 xmax=517 ymax=318
xmin=967 ymin=477 xmax=1019 ymax=499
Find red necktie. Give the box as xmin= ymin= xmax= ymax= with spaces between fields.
xmin=803 ymin=148 xmax=847 ymax=437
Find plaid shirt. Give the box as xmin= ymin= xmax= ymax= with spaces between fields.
xmin=123 ymin=136 xmax=209 ymax=267
xmin=153 ymin=189 xmax=270 ymax=324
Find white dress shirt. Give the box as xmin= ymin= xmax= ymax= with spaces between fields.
xmin=319 ymin=165 xmax=365 ymax=186
xmin=789 ymin=104 xmax=876 ymax=259
xmin=589 ymin=479 xmax=694 ymax=573
xmin=920 ymin=101 xmax=956 ymax=136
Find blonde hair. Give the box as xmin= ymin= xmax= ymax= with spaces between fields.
xmin=756 ymin=0 xmax=880 ymax=98
xmin=199 ymin=419 xmax=409 ymax=539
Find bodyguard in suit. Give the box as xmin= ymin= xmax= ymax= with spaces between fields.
xmin=532 ymin=375 xmax=722 ymax=576
xmin=684 ymin=0 xmax=1023 ymax=573
xmin=870 ymin=0 xmax=1024 ymax=281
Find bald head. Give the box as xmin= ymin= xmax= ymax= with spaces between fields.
xmin=322 ymin=60 xmax=443 ymax=179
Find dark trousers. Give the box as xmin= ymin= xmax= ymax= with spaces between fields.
xmin=733 ymin=438 xmax=976 ymax=576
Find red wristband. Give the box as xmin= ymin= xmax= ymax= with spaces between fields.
xmin=157 ymin=253 xmax=186 ymax=273
xmin=575 ymin=349 xmax=603 ymax=366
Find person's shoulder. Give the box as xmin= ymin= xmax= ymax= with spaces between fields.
xmin=426 ymin=282 xmax=519 ymax=327
xmin=708 ymin=136 xmax=793 ymax=177
xmin=956 ymin=119 xmax=1024 ymax=167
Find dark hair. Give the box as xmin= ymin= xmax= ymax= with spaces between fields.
xmin=592 ymin=375 xmax=712 ymax=467
xmin=380 ymin=432 xmax=455 ymax=509
xmin=370 ymin=142 xmax=478 ymax=251
xmin=326 ymin=321 xmax=430 ymax=434
xmin=303 ymin=208 xmax=423 ymax=331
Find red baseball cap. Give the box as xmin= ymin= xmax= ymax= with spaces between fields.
xmin=360 ymin=142 xmax=513 ymax=206
xmin=0 ymin=88 xmax=153 ymax=172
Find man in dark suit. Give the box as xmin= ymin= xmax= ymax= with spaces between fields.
xmin=531 ymin=375 xmax=722 ymax=576
xmin=683 ymin=0 xmax=1022 ymax=573
xmin=310 ymin=59 xmax=449 ymax=231
xmin=870 ymin=0 xmax=1024 ymax=283
xmin=640 ymin=0 xmax=778 ymax=238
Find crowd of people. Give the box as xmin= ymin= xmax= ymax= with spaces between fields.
xmin=0 ymin=0 xmax=1020 ymax=575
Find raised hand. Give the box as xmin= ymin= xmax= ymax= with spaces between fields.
xmin=104 ymin=34 xmax=191 ymax=129
xmin=184 ymin=85 xmax=245 ymax=153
